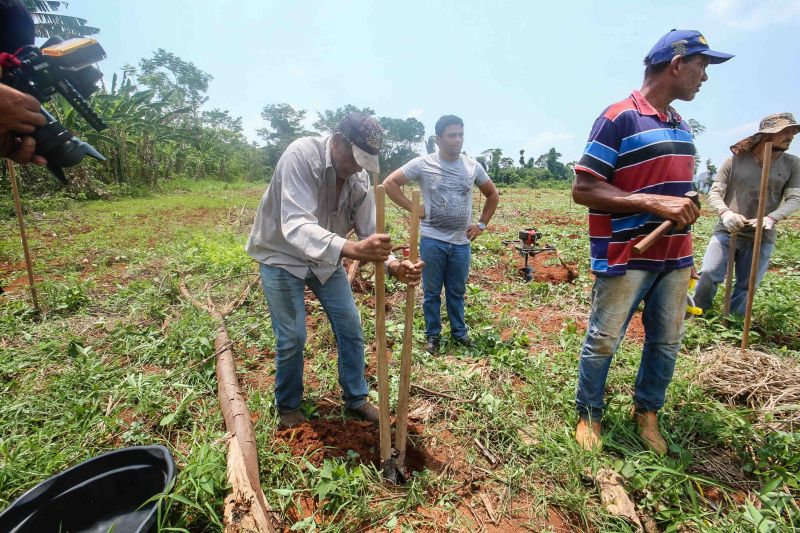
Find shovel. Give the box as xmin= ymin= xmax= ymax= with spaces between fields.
xmin=373 ymin=184 xmax=394 ymax=479
xmin=393 ymin=191 xmax=421 ymax=478
xmin=377 ymin=191 xmax=421 ymax=484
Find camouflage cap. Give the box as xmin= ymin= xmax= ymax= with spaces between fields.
xmin=336 ymin=112 xmax=383 ymax=173
xmin=730 ymin=112 xmax=800 ymax=155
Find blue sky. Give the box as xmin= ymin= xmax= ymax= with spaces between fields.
xmin=65 ymin=0 xmax=800 ymax=172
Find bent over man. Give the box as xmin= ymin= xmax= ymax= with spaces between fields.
xmin=246 ymin=112 xmax=424 ymax=429
xmin=694 ymin=113 xmax=800 ymax=315
xmin=572 ymin=30 xmax=732 ymax=453
xmin=383 ymin=115 xmax=499 ymax=353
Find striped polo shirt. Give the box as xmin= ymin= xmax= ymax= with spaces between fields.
xmin=575 ymin=90 xmax=696 ymax=276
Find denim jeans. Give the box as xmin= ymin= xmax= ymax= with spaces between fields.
xmin=259 ymin=264 xmax=368 ymax=414
xmin=694 ymin=232 xmax=775 ymax=316
xmin=419 ymin=236 xmax=471 ymax=340
xmin=576 ymin=268 xmax=690 ymax=422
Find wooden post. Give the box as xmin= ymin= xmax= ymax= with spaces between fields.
xmin=741 ymin=142 xmax=772 ymax=351
xmin=6 ymin=160 xmax=40 ymax=312
xmin=395 ymin=191 xmax=420 ymax=470
xmin=374 ymin=184 xmax=391 ymax=462
xmin=722 ymin=231 xmax=737 ymax=327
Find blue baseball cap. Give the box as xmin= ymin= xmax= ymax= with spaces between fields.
xmin=644 ymin=29 xmax=734 ymax=66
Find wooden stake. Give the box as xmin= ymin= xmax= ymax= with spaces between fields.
xmin=395 ymin=191 xmax=420 ymax=470
xmin=6 ymin=160 xmax=40 ymax=312
xmin=374 ymin=184 xmax=391 ymax=462
xmin=741 ymin=142 xmax=772 ymax=351
xmin=722 ymin=231 xmax=737 ymax=327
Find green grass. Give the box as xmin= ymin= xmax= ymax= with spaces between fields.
xmin=1 ymin=184 xmax=798 ymax=531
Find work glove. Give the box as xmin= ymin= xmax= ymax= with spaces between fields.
xmin=747 ymin=216 xmax=776 ymax=231
xmin=721 ymin=210 xmax=748 ymax=231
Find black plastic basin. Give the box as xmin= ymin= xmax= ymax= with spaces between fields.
xmin=0 ymin=445 xmax=176 ymax=533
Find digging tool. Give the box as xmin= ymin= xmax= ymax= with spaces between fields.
xmin=722 ymin=231 xmax=737 ymax=327
xmin=394 ymin=191 xmax=420 ymax=476
xmin=373 ymin=184 xmax=393 ymax=477
xmin=741 ymin=142 xmax=773 ymax=351
xmin=632 ymin=191 xmax=700 ymax=254
xmin=502 ymin=228 xmax=557 ymax=282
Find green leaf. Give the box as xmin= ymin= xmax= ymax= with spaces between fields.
xmin=761 ymin=476 xmax=782 ymax=494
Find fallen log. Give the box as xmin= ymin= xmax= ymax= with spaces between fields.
xmin=180 ymin=278 xmax=277 ymax=533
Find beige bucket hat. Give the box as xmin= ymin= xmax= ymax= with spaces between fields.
xmin=731 ymin=112 xmax=800 ymax=154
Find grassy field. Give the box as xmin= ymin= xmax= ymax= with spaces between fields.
xmin=1 ymin=183 xmax=799 ymax=532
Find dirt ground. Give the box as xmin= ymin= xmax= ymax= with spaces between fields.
xmin=273 ymin=404 xmax=577 ymax=532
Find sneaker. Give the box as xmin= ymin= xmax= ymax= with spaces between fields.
xmin=345 ymin=401 xmax=380 ymax=423
xmin=633 ymin=409 xmax=668 ymax=455
xmin=575 ymin=417 xmax=603 ymax=452
xmin=425 ymin=336 xmax=440 ymax=354
xmin=278 ymin=410 xmax=308 ymax=429
xmin=452 ymin=335 xmax=472 ymax=347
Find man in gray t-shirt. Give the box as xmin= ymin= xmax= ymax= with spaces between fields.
xmin=384 ymin=115 xmax=499 ymax=353
xmin=695 ymin=112 xmax=800 ymax=315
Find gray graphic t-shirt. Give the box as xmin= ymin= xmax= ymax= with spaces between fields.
xmin=401 ymin=153 xmax=490 ymax=245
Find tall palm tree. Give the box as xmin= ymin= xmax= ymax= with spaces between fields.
xmin=23 ymin=0 xmax=99 ymax=38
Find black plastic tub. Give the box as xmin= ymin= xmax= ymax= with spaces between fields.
xmin=0 ymin=445 xmax=176 ymax=533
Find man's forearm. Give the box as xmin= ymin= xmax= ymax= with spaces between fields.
xmin=479 ymin=191 xmax=499 ymax=224
xmin=382 ymin=179 xmax=412 ymax=212
xmin=572 ymin=172 xmax=699 ymax=226
xmin=769 ymin=187 xmax=800 ymax=222
xmin=573 ymin=173 xmax=659 ymax=214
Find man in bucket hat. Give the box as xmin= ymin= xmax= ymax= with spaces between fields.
xmin=694 ymin=113 xmax=800 ymax=315
xmin=571 ymin=29 xmax=732 ymax=454
xmin=246 ymin=112 xmax=424 ymax=429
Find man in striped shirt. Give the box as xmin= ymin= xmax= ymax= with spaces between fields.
xmin=572 ymin=30 xmax=732 ymax=454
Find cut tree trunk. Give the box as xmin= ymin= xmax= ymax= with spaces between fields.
xmin=180 ymin=278 xmax=277 ymax=532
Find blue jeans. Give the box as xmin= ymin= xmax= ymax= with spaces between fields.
xmin=259 ymin=264 xmax=368 ymax=414
xmin=419 ymin=236 xmax=471 ymax=340
xmin=694 ymin=232 xmax=775 ymax=316
xmin=576 ymin=268 xmax=690 ymax=422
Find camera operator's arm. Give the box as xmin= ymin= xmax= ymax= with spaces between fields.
xmin=0 ymin=77 xmax=46 ymax=135
xmin=0 ymin=67 xmax=47 ymax=165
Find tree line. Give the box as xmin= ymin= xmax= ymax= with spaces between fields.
xmin=2 ymin=2 xmax=579 ymax=200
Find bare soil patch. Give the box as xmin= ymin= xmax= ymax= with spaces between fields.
xmin=274 ymin=416 xmax=440 ymax=476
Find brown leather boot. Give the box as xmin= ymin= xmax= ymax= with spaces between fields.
xmin=575 ymin=418 xmax=603 ymax=452
xmin=633 ymin=410 xmax=668 ymax=455
xmin=278 ymin=410 xmax=308 ymax=429
xmin=346 ymin=401 xmax=380 ymax=423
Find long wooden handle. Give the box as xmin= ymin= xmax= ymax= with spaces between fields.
xmin=632 ymin=219 xmax=673 ymax=254
xmin=374 ymin=185 xmax=391 ymax=462
xmin=395 ymin=191 xmax=420 ymax=468
xmin=742 ymin=142 xmax=773 ymax=351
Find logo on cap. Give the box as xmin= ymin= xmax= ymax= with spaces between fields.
xmin=671 ymin=39 xmax=688 ymax=56
xmin=364 ymin=129 xmax=381 ymax=151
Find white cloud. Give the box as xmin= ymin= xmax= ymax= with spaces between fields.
xmin=707 ymin=0 xmax=800 ymax=30
xmin=521 ymin=131 xmax=575 ymax=156
xmin=405 ymin=108 xmax=424 ymax=119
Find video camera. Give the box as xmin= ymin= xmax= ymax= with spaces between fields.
xmin=0 ymin=36 xmax=107 ymax=183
